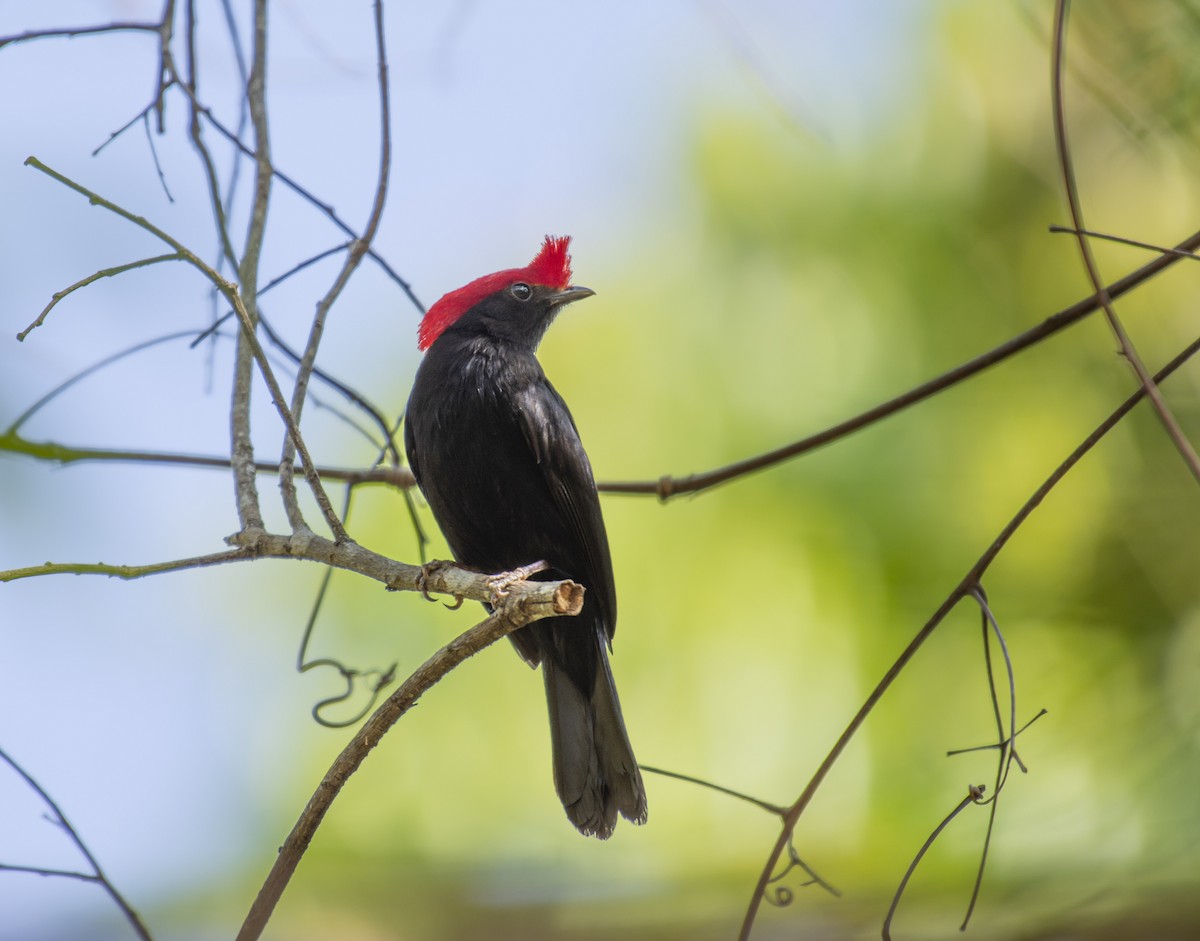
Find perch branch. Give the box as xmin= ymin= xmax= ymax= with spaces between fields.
xmin=1 ymin=529 xmax=580 ymax=617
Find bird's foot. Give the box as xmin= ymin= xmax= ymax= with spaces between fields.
xmin=415 ymin=559 xmax=463 ymax=608
xmin=487 ymin=559 xmax=550 ymax=605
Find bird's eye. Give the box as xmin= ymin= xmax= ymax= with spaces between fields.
xmin=510 ymin=282 xmax=533 ymax=301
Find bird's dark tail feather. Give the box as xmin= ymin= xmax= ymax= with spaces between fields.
xmin=543 ymin=637 xmax=647 ymax=839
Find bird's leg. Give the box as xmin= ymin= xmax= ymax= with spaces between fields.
xmin=487 ymin=559 xmax=550 ymax=605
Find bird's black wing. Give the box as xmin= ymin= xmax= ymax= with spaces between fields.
xmin=512 ymin=375 xmax=618 ymax=639
xmin=402 ymin=414 xmax=422 ymax=490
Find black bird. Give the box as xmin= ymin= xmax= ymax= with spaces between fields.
xmin=404 ymin=235 xmax=647 ymax=838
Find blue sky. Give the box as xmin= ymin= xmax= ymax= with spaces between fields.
xmin=0 ymin=2 xmax=932 ymax=937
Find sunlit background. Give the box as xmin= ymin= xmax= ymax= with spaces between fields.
xmin=3 ymin=1 xmax=1200 ymax=939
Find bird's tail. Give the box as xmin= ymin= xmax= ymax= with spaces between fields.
xmin=542 ymin=633 xmax=647 ymax=839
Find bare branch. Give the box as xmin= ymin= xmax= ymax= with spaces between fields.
xmin=640 ymin=765 xmax=787 ymax=817
xmin=0 ymin=864 xmax=99 ymax=882
xmin=1050 ymin=224 xmax=1200 ymax=261
xmin=22 ymin=157 xmax=348 ymax=540
xmin=151 ymin=0 xmax=176 ymax=133
xmin=228 ymin=0 xmax=274 ymax=534
xmin=17 ymin=254 xmax=183 ymax=341
xmin=279 ymin=0 xmax=392 ymax=531
xmin=0 ymin=746 xmax=153 ymax=941
xmin=0 ymin=22 xmax=160 ymax=50
xmin=0 ymin=433 xmax=415 ymax=488
xmin=141 ymin=111 xmax=175 ymax=201
xmin=738 ymin=327 xmax=1200 ymax=941
xmin=602 ymin=224 xmax=1200 ymax=499
xmin=0 ymin=551 xmax=248 ymax=583
xmin=1050 ymin=0 xmax=1200 ymax=482
xmin=234 ymin=588 xmax=581 ymax=941
xmin=1 ymin=529 xmax=581 ymax=624
xmin=168 ymin=72 xmax=424 ymax=312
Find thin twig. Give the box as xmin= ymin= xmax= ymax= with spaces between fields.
xmin=92 ymin=102 xmax=157 ymax=158
xmin=17 ymin=255 xmax=183 ymax=341
xmin=0 ymin=864 xmax=99 ymax=882
xmin=186 ymin=248 xmax=403 ymax=462
xmin=23 ymin=157 xmax=348 ymax=540
xmin=279 ymin=0 xmax=392 ymax=532
xmin=0 ymin=22 xmax=160 ymax=50
xmin=881 ymin=786 xmax=985 ymax=941
xmin=184 ymin=5 xmax=241 ymax=275
xmin=5 ymin=331 xmax=201 ymax=433
xmin=0 ymin=550 xmax=247 ymax=583
xmin=7 ymin=321 xmax=396 ymax=465
xmin=737 ymin=328 xmax=1200 ymax=941
xmin=964 ymin=590 xmax=1018 ymax=803
xmin=151 ymin=0 xmax=176 ymax=133
xmin=297 ymin=488 xmax=397 ymax=729
xmin=167 ymin=69 xmax=424 ymax=312
xmin=0 ymin=431 xmax=414 ymax=489
xmin=952 ymin=590 xmax=1022 ymax=933
xmin=228 ymin=0 xmax=273 ymax=534
xmin=640 ymin=765 xmax=788 ymax=817
xmin=141 ymin=110 xmax=175 ymax=201
xmin=255 ymin=310 xmax=402 ymax=463
xmin=1049 ymin=224 xmax=1200 ymax=262
xmin=1050 ymin=0 xmax=1200 ymax=482
xmin=0 ymin=746 xmax=153 ymax=941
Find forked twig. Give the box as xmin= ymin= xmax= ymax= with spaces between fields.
xmin=22 ymin=157 xmax=347 ymax=541
xmin=738 ymin=327 xmax=1200 ymax=941
xmin=279 ymin=0 xmax=392 ymax=531
xmin=0 ymin=746 xmax=153 ymax=941
xmin=1050 ymin=0 xmax=1200 ymax=482
xmin=883 ymin=589 xmax=1044 ymax=936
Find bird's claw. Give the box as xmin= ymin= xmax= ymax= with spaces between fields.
xmin=416 ymin=560 xmax=459 ymax=606
xmin=486 ymin=559 xmax=550 ymax=605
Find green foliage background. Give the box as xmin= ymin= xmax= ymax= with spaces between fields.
xmin=203 ymin=5 xmax=1200 ymax=939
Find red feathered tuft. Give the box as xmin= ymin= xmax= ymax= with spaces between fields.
xmin=417 ymin=236 xmax=574 ymax=351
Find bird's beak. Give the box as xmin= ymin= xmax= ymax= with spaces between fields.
xmin=547 ymin=285 xmax=595 ymax=307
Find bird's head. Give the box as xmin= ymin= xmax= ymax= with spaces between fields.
xmin=417 ymin=235 xmax=595 ymax=352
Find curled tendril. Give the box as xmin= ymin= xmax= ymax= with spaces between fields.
xmin=765 ymin=836 xmax=840 ymax=907
xmin=309 ymin=660 xmax=398 ymax=729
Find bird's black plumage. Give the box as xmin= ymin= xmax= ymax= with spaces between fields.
xmin=403 ymin=250 xmax=647 ymax=838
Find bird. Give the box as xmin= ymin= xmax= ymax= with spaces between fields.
xmin=403 ymin=235 xmax=647 ymax=838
